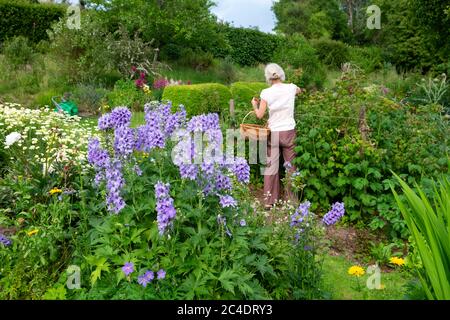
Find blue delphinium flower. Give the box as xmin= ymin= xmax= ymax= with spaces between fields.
xmin=322 ymin=202 xmax=345 ymax=226
xmin=240 ymin=219 xmax=247 ymax=227
xmin=217 ymin=214 xmax=226 ymax=226
xmin=0 ymin=234 xmax=11 ymax=247
xmin=105 ymin=159 xmax=126 ymax=214
xmin=87 ymin=138 xmax=110 ymax=169
xmin=230 ymin=157 xmax=250 ymax=184
xmin=109 ymin=107 xmax=132 ymax=129
xmin=136 ymin=125 xmax=165 ymax=151
xmin=290 ymin=201 xmax=311 ymax=227
xmin=114 ymin=126 xmax=136 ymax=157
xmin=219 ymin=195 xmax=237 ymax=208
xmin=155 ymin=181 xmax=177 ymax=235
xmin=179 ymin=163 xmax=198 ymax=180
xmin=134 ymin=164 xmax=142 ymax=176
xmin=122 ymin=262 xmax=134 ymax=276
xmin=98 ymin=113 xmax=113 ymax=131
xmin=215 ymin=172 xmax=232 ymax=191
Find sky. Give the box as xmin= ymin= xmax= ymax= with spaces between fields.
xmin=62 ymin=0 xmax=277 ymax=34
xmin=211 ymin=0 xmax=277 ymax=33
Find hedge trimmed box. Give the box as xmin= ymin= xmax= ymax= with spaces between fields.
xmin=0 ymin=1 xmax=65 ymax=43
xmin=230 ymin=82 xmax=268 ymax=110
xmin=162 ymin=83 xmax=232 ymax=116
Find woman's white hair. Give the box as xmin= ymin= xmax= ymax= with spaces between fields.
xmin=264 ymin=63 xmax=286 ymax=83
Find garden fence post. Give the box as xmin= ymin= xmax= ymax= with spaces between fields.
xmin=230 ymin=99 xmax=235 ymax=128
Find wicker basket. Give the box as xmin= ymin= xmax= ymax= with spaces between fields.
xmin=240 ymin=111 xmax=270 ymax=141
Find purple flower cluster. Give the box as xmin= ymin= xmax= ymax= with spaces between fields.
xmin=290 ymin=201 xmax=311 ymax=227
xmin=98 ymin=107 xmax=132 ymax=131
xmin=87 ymin=138 xmax=110 ymax=169
xmin=114 ymin=126 xmax=136 ymax=157
xmin=229 ymin=157 xmax=250 ymax=184
xmin=138 ymin=270 xmax=154 ymax=287
xmin=155 ymin=181 xmax=177 ymax=235
xmin=135 ymin=103 xmax=186 ymax=152
xmin=322 ymin=202 xmax=345 ymax=226
xmin=219 ymin=195 xmax=237 ymax=208
xmin=186 ymin=114 xmax=220 ymax=132
xmin=137 ymin=268 xmax=166 ymax=288
xmin=105 ymin=160 xmax=125 ymax=214
xmin=171 ymin=113 xmax=251 ymax=209
xmin=89 ymin=104 xmax=188 ymax=215
xmin=88 ymin=138 xmax=126 ymax=214
xmin=0 ymin=234 xmax=11 ymax=246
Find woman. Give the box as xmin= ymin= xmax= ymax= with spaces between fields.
xmin=251 ymin=63 xmax=304 ymax=209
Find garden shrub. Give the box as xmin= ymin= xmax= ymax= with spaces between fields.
xmin=273 ymin=34 xmax=326 ymax=89
xmin=0 ymin=0 xmax=65 ymax=43
xmin=348 ymin=46 xmax=384 ymax=73
xmin=1 ymin=36 xmax=35 ymax=68
xmin=230 ymin=82 xmax=268 ymax=111
xmin=162 ymin=83 xmax=232 ymax=115
xmin=292 ymin=67 xmax=449 ymax=239
xmin=73 ymin=84 xmax=109 ymax=115
xmin=216 ymin=56 xmax=237 ymax=85
xmin=107 ymin=80 xmax=150 ymax=112
xmin=311 ymin=38 xmax=350 ymax=69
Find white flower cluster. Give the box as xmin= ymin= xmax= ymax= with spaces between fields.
xmin=0 ymin=102 xmax=98 ymax=175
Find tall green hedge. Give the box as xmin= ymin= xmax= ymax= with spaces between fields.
xmin=0 ymin=1 xmax=65 ymax=43
xmin=162 ymin=83 xmax=232 ymax=116
xmin=212 ymin=26 xmax=281 ymax=67
xmin=230 ymin=82 xmax=268 ymax=110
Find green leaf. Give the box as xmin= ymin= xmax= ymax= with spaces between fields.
xmin=352 ymin=178 xmax=369 ymax=190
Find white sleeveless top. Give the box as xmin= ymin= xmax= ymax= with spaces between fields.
xmin=260 ymin=83 xmax=298 ymax=132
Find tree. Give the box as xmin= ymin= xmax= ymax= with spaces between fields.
xmin=85 ymin=0 xmax=227 ymax=54
xmin=272 ymin=0 xmax=351 ymax=41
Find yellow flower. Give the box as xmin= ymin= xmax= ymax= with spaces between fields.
xmin=389 ymin=257 xmax=405 ymax=266
xmin=377 ymin=283 xmax=386 ymax=290
xmin=143 ymin=85 xmax=152 ymax=95
xmin=27 ymin=229 xmax=39 ymax=236
xmin=348 ymin=265 xmax=365 ymax=277
xmin=49 ymin=188 xmax=63 ymax=195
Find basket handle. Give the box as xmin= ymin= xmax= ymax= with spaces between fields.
xmin=241 ymin=111 xmax=256 ymax=125
xmin=241 ymin=110 xmax=269 ymax=129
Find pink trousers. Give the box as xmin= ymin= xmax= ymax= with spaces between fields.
xmin=263 ymin=129 xmax=297 ymax=206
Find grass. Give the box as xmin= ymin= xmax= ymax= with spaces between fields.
xmin=322 ymin=254 xmax=412 ymax=300
xmin=80 ymin=111 xmax=145 ymax=128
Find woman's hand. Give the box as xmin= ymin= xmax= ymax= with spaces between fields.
xmin=251 ymin=97 xmax=260 ymax=109
xmin=296 ymin=87 xmax=306 ymax=95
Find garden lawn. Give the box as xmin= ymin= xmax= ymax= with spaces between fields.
xmin=322 ymin=255 xmax=412 ymax=300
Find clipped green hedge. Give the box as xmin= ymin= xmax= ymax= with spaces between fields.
xmin=212 ymin=26 xmax=281 ymax=66
xmin=0 ymin=1 xmax=65 ymax=43
xmin=162 ymin=83 xmax=232 ymax=115
xmin=230 ymin=82 xmax=268 ymax=110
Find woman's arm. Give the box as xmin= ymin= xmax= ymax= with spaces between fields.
xmin=251 ymin=98 xmax=267 ymax=119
